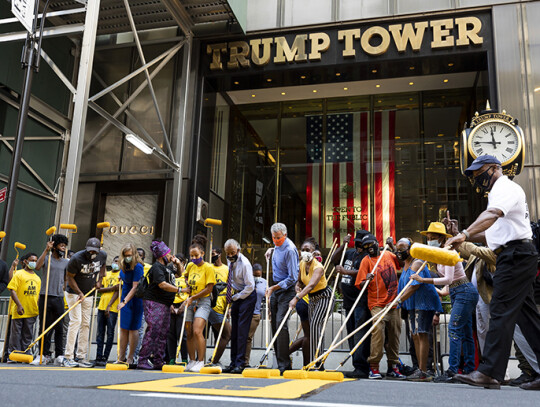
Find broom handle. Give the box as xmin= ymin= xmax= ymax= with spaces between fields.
xmin=265 ymin=259 xmax=270 ymax=348
xmin=87 ymin=275 xmax=100 ymax=360
xmin=323 ymin=241 xmax=339 ymax=280
xmin=306 ymin=303 xmax=387 ymax=370
xmin=116 ymin=282 xmax=121 ymax=361
xmin=322 ymin=239 xmax=337 ymax=272
xmin=175 ymin=303 xmax=188 ymax=360
xmin=210 ymin=303 xmax=230 ymax=364
xmin=24 ymin=287 xmax=97 ymax=352
xmin=290 ymin=322 xmax=303 ymax=346
xmin=336 ymin=261 xmax=428 ymax=368
xmin=313 ymin=239 xmax=349 ymax=360
xmin=259 ymin=306 xmax=293 ymax=365
xmin=327 ymin=244 xmax=389 ymax=351
xmin=39 ymin=252 xmax=52 ymax=364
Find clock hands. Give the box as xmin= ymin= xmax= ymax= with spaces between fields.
xmin=490 ymin=127 xmax=497 ymax=149
xmin=474 ymin=141 xmax=501 ymax=145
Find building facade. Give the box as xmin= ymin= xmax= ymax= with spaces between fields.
xmin=1 ymin=1 xmax=539 ymax=267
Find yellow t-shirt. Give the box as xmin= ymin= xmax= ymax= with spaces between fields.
xmin=300 ymin=259 xmax=327 ymax=293
xmin=186 ymin=262 xmax=216 ymax=297
xmin=174 ymin=271 xmax=189 ymax=304
xmin=8 ymin=269 xmax=41 ymax=319
xmin=212 ymin=264 xmax=229 ymax=314
xmin=98 ymin=271 xmax=120 ymax=313
xmin=143 ymin=262 xmax=152 ymax=277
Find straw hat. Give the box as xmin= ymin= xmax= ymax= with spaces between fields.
xmin=420 ymin=222 xmax=452 ymax=238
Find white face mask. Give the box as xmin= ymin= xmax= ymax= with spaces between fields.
xmin=300 ymin=251 xmax=313 ymax=262
xmin=427 ymin=240 xmax=441 ymax=248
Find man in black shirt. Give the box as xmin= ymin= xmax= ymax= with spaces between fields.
xmin=0 ymin=258 xmax=9 ymax=294
xmin=332 ymin=230 xmax=370 ymax=378
xmin=64 ymin=238 xmax=107 ymax=368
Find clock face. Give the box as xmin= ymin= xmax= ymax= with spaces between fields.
xmin=468 ymin=119 xmax=522 ymax=165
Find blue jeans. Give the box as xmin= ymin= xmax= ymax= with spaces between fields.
xmin=96 ymin=309 xmax=118 ymax=360
xmin=448 ymin=283 xmax=478 ymax=373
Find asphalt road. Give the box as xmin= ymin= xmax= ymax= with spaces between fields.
xmin=0 ymin=363 xmax=538 ymax=407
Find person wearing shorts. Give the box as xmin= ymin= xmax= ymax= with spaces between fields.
xmin=181 ymin=235 xmax=216 ymax=372
xmin=397 ymin=237 xmax=443 ymax=381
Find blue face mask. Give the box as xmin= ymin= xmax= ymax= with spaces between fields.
xmin=427 ymin=240 xmax=441 ymax=248
xmin=27 ymin=261 xmax=37 ymax=270
xmin=111 ymin=263 xmax=119 ymax=271
xmin=191 ymin=257 xmax=203 ymax=265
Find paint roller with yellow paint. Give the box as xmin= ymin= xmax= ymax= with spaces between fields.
xmin=203 ymin=218 xmax=222 ymax=262
xmin=162 ymin=302 xmax=189 ymax=373
xmin=9 ymin=287 xmax=97 ymax=363
xmin=14 ymin=242 xmax=26 ymax=258
xmin=59 ymin=224 xmax=77 ymax=258
xmin=0 ymin=231 xmax=6 ymax=241
xmin=97 ymin=222 xmax=110 ymax=247
xmin=106 ymin=282 xmax=128 ymax=371
xmin=199 ymin=303 xmax=230 ymax=374
xmin=39 ymin=226 xmax=57 ymax=364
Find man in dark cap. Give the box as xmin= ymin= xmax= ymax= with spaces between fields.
xmin=448 ymin=155 xmax=540 ymax=390
xmin=331 ymin=230 xmax=371 ymax=378
xmin=64 ymin=237 xmax=107 ymax=368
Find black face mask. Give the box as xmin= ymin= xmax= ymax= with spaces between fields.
xmin=355 ymin=242 xmax=362 ymax=249
xmin=396 ymin=250 xmax=410 ymax=261
xmin=56 ymin=248 xmax=65 ymax=257
xmin=364 ymin=243 xmax=379 ymax=257
xmin=211 ymin=254 xmax=220 ymax=263
xmin=473 ymin=167 xmax=495 ymax=194
xmin=227 ymin=254 xmax=239 ymax=263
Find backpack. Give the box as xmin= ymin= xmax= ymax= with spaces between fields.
xmin=210 ymin=282 xmax=227 ymax=308
xmin=134 ymin=273 xmax=150 ymax=299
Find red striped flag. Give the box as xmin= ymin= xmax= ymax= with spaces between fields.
xmin=306 ymin=111 xmax=395 ymax=247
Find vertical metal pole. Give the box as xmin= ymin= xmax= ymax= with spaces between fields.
xmin=320 ymin=99 xmax=328 ymax=247
xmin=274 ymin=103 xmax=282 ymax=223
xmin=59 ymin=0 xmax=101 ymax=226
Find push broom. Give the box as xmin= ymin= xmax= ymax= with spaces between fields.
xmin=162 ymin=304 xmax=189 ymax=373
xmin=106 ymin=282 xmax=128 ymax=370
xmin=9 ymin=287 xmax=97 ymax=363
xmin=39 ymin=226 xmax=57 ymax=365
xmin=242 ymin=306 xmax=295 ymax=378
xmin=200 ymin=303 xmax=230 ymax=374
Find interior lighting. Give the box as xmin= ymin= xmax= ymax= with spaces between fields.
xmin=409 ymin=82 xmax=414 ymax=86
xmin=126 ymin=134 xmax=154 ymax=155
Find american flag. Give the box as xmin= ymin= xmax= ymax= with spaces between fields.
xmin=306 ymin=111 xmax=396 ymax=247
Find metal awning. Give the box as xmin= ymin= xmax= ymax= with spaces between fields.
xmin=48 ymin=0 xmax=240 ymax=36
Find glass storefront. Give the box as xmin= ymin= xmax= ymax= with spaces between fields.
xmin=202 ymin=73 xmax=488 ymax=264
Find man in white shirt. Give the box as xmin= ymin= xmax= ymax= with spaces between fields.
xmin=447 ymin=155 xmax=540 ymax=390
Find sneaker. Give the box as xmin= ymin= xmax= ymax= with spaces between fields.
xmin=510 ymin=372 xmax=535 ymax=387
xmin=190 ymin=361 xmax=204 ymax=373
xmin=369 ymin=367 xmax=382 ymax=379
xmin=30 ymin=355 xmax=52 ymax=365
xmin=386 ymin=366 xmax=406 ymax=379
xmin=94 ymin=359 xmax=107 ymax=367
xmin=344 ymin=369 xmax=369 ymax=379
xmin=30 ymin=356 xmax=41 ymax=365
xmin=78 ymin=360 xmax=94 ymax=368
xmin=407 ymin=368 xmax=433 ymax=382
xmin=185 ymin=360 xmax=197 ymax=372
xmin=434 ymin=369 xmax=456 ymax=383
xmin=62 ymin=358 xmax=79 ymax=368
xmin=54 ymin=356 xmax=66 ymax=366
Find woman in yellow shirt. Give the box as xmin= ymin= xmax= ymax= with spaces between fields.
xmin=288 ymin=239 xmax=332 ymax=365
xmin=166 ymin=254 xmax=189 ymax=364
xmin=180 ymin=235 xmax=216 ymax=372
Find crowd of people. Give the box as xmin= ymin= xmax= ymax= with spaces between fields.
xmin=0 ymin=154 xmax=539 ymax=391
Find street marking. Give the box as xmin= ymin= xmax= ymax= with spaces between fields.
xmin=130 ymin=392 xmax=390 ymax=407
xmin=100 ymin=374 xmax=343 ymax=399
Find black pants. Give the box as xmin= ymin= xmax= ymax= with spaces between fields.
xmin=479 ymin=242 xmax=540 ymax=381
xmin=166 ymin=306 xmax=188 ymax=362
xmin=230 ymin=291 xmax=257 ymax=368
xmin=96 ymin=310 xmax=117 ymax=360
xmin=38 ymin=295 xmax=65 ymax=357
xmin=270 ymin=285 xmax=296 ymax=370
xmin=341 ymin=283 xmax=371 ymax=373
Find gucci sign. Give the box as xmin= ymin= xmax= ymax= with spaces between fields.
xmin=109 ymin=225 xmax=155 ymax=235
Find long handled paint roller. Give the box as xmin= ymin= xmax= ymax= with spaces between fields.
xmin=313 ymin=236 xmax=350 ymax=361
xmin=200 ymin=303 xmax=230 ymax=374
xmin=59 ymin=224 xmax=77 ymax=259
xmin=39 ymin=226 xmax=57 ymax=365
xmin=96 ymin=222 xmax=110 ymax=247
xmin=204 ymin=218 xmax=222 ymax=262
xmin=86 ymin=273 xmax=100 ymax=365
xmin=162 ymin=304 xmax=189 ymax=373
xmin=0 ymin=231 xmax=6 ymax=241
xmin=14 ymin=242 xmax=26 ymax=258
xmin=242 ymin=306 xmax=295 ymax=378
xmin=9 ymin=287 xmax=97 ymax=363
xmin=106 ymin=282 xmax=128 ymax=370
xmin=265 ymin=258 xmax=270 ymax=348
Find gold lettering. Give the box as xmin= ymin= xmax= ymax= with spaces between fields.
xmin=109 ymin=226 xmax=117 ymax=235
xmin=361 ymin=26 xmax=391 ymax=56
xmin=140 ymin=225 xmax=149 ymax=235
xmin=455 ymin=17 xmax=483 ymax=46
xmin=308 ymin=33 xmax=330 ymax=61
xmin=150 ymin=226 xmax=154 ymax=235
xmin=119 ymin=226 xmax=128 ymax=235
xmin=431 ymin=19 xmax=454 ymax=48
xmin=129 ymin=226 xmax=138 ymax=235
xmin=227 ymin=41 xmax=251 ymax=69
xmin=250 ymin=38 xmax=273 ymax=66
xmin=338 ymin=29 xmax=360 ymax=57
xmin=207 ymin=43 xmax=227 ymax=70
xmin=388 ymin=22 xmax=428 ymax=52
xmin=274 ymin=35 xmax=308 ymax=64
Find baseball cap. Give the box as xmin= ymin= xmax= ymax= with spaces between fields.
xmin=85 ymin=237 xmax=101 ymax=252
xmin=361 ymin=234 xmax=378 ymax=246
xmin=464 ymin=155 xmax=501 ymax=177
xmin=354 ymin=229 xmax=370 ymax=243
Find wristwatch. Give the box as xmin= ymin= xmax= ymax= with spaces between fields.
xmin=461 ymin=229 xmax=470 ymax=240
xmin=295 ymin=294 xmax=302 ymax=300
